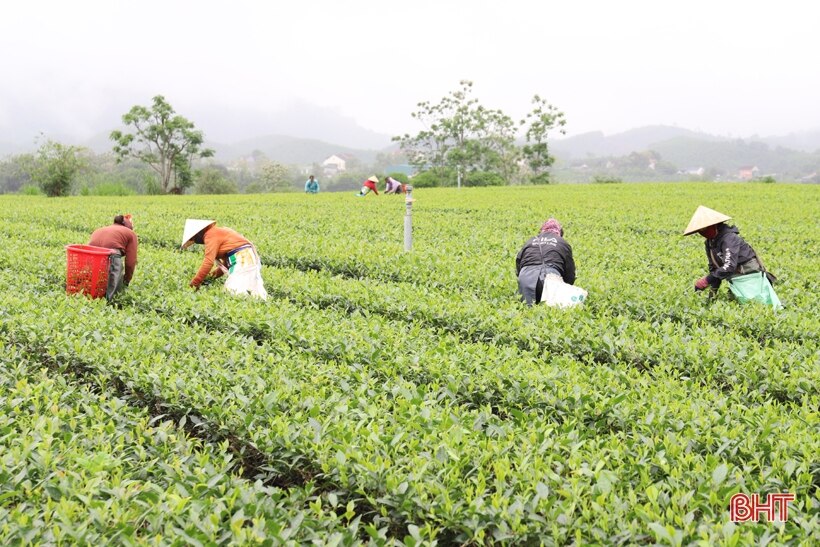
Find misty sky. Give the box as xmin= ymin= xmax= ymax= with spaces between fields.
xmin=2 ymin=0 xmax=818 ymax=144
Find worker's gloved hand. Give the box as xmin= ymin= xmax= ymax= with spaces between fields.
xmin=694 ymin=277 xmax=710 ymax=291
xmin=189 ymin=280 xmax=199 ymax=291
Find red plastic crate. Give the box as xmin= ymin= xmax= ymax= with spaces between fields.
xmin=65 ymin=244 xmax=115 ymax=299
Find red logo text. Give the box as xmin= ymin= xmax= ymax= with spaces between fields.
xmin=730 ymin=493 xmax=795 ymax=522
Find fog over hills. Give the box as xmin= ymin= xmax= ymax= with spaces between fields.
xmin=1 ymin=100 xmax=819 ymax=170
xmin=551 ymin=126 xmax=820 ymax=159
xmin=0 ymin=100 xmax=393 ymax=157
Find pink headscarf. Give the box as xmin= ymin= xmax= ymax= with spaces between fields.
xmin=540 ymin=218 xmax=562 ymax=235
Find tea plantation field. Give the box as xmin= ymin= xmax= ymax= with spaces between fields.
xmin=0 ymin=183 xmax=817 ymax=545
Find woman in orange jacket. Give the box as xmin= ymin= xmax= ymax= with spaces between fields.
xmin=181 ymin=219 xmax=268 ymax=300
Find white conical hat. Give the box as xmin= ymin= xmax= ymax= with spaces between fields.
xmin=683 ymin=206 xmax=732 ymax=235
xmin=367 ymin=175 xmax=379 ymax=183
xmin=181 ymin=219 xmax=216 ymax=249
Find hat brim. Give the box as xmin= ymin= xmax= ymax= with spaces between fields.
xmin=181 ymin=219 xmax=216 ymax=248
xmin=683 ymin=206 xmax=732 ymax=235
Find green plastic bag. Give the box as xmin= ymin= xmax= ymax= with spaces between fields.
xmin=728 ymin=272 xmax=782 ymax=309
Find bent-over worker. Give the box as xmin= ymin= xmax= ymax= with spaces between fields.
xmin=384 ymin=176 xmax=406 ymax=194
xmin=181 ymin=219 xmax=268 ymax=300
xmin=356 ymin=176 xmax=380 ymax=197
xmin=683 ymin=205 xmax=780 ymax=307
xmin=88 ymin=214 xmax=138 ymax=301
xmin=515 ymin=218 xmax=586 ymax=307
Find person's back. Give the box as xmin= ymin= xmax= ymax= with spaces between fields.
xmin=516 ymin=232 xmax=575 ymax=285
xmin=88 ymin=215 xmax=138 ymax=299
xmin=515 ymin=217 xmax=586 ymax=307
xmin=385 ymin=176 xmax=401 ymax=193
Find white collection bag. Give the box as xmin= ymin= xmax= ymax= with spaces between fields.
xmin=540 ymin=274 xmax=587 ymax=308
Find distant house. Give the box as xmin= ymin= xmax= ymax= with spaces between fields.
xmin=686 ymin=167 xmax=705 ymax=177
xmin=738 ymin=166 xmax=759 ymax=180
xmin=322 ymin=154 xmax=356 ymax=175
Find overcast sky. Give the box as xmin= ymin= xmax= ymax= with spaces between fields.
xmin=2 ymin=0 xmax=818 ymax=144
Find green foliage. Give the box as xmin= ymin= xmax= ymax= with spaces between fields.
xmin=81 ymin=182 xmax=136 ymax=196
xmin=529 ymin=172 xmax=553 ymax=185
xmin=17 ymin=184 xmax=43 ymax=195
xmin=248 ymin=161 xmax=295 ymax=193
xmin=757 ymin=175 xmax=776 ymax=184
xmin=0 ymin=154 xmax=34 ymax=193
xmin=195 ymin=167 xmax=237 ymax=194
xmin=0 ymin=183 xmax=816 ymax=544
xmin=143 ymin=173 xmax=163 ymax=195
xmin=464 ymin=170 xmax=504 ymax=186
xmin=592 ymin=175 xmax=623 ymax=184
xmin=26 ymin=139 xmax=88 ymax=197
xmin=109 ymin=95 xmax=214 ymax=194
xmin=520 ymin=94 xmax=566 ymax=177
xmin=395 ymin=82 xmax=565 ymax=186
xmin=409 ymin=168 xmax=456 ymax=188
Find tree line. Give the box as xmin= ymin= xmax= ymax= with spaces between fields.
xmin=1 ymin=84 xmax=568 ymax=196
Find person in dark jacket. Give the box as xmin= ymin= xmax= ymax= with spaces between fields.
xmin=88 ymin=214 xmax=138 ymax=300
xmin=683 ymin=206 xmax=765 ymax=292
xmin=515 ymin=218 xmax=577 ymax=306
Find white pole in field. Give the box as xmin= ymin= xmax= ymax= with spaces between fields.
xmin=404 ymin=185 xmax=414 ymax=251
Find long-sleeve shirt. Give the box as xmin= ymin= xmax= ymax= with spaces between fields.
xmin=305 ymin=179 xmax=319 ymax=193
xmin=88 ymin=224 xmax=138 ymax=284
xmin=191 ymin=226 xmax=251 ymax=287
xmin=384 ymin=177 xmax=402 ymax=193
xmin=515 ymin=232 xmax=576 ymax=285
xmin=363 ymin=180 xmax=379 ymax=195
xmin=705 ymin=224 xmax=759 ymax=287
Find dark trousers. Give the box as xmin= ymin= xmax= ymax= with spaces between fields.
xmin=106 ymin=253 xmax=125 ymax=301
xmin=518 ymin=265 xmax=560 ymax=306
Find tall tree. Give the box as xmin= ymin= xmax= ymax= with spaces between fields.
xmin=27 ymin=138 xmax=88 ymax=197
xmin=252 ymin=161 xmax=294 ymax=193
xmin=194 ymin=166 xmax=237 ymax=194
xmin=394 ymin=80 xmax=500 ymax=176
xmin=477 ymin=108 xmax=521 ymax=183
xmin=520 ymin=95 xmax=566 ymax=183
xmin=110 ymin=95 xmax=214 ymax=193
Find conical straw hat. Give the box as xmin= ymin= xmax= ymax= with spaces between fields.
xmin=367 ymin=175 xmax=379 ymax=183
xmin=683 ymin=206 xmax=731 ymax=235
xmin=181 ymin=219 xmax=216 ymax=249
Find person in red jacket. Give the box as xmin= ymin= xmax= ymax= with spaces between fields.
xmin=181 ymin=219 xmax=268 ymax=300
xmin=88 ymin=214 xmax=138 ymax=301
xmin=355 ymin=176 xmax=380 ymax=197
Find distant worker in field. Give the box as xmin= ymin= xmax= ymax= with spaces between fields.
xmin=684 ymin=205 xmax=780 ymax=308
xmin=181 ymin=219 xmax=268 ymax=300
xmin=384 ymin=175 xmax=406 ymax=194
xmin=88 ymin=214 xmax=138 ymax=301
xmin=515 ymin=218 xmax=587 ymax=307
xmin=304 ymin=175 xmax=320 ymax=194
xmin=355 ymin=176 xmax=380 ymax=197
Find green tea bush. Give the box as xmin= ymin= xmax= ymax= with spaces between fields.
xmin=0 ymin=183 xmax=816 ymax=544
